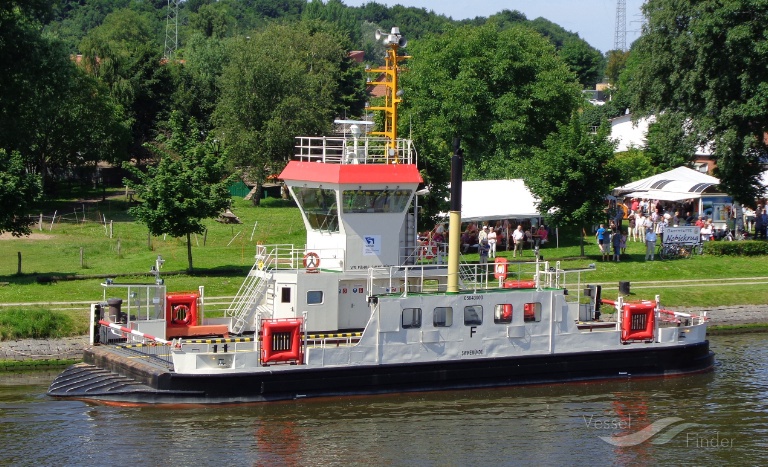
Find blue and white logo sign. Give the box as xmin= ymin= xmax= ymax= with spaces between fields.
xmin=363 ymin=235 xmax=381 ymax=255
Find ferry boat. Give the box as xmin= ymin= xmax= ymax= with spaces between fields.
xmin=48 ymin=28 xmax=714 ymax=405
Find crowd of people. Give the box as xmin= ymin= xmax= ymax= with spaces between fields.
xmin=420 ymin=220 xmax=550 ymax=261
xmin=599 ymin=197 xmax=768 ymax=261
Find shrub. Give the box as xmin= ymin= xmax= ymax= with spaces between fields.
xmin=703 ymin=240 xmax=768 ymax=256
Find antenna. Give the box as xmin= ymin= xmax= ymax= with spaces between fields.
xmin=164 ymin=0 xmax=180 ymax=60
xmin=613 ymin=0 xmax=627 ymax=51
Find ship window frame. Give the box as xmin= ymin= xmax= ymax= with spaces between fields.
xmin=306 ymin=290 xmax=324 ymax=305
xmin=402 ymin=308 xmax=422 ymax=329
xmin=433 ymin=307 xmax=453 ymax=327
xmin=494 ymin=304 xmax=513 ymax=324
xmin=464 ymin=305 xmax=483 ymax=325
xmin=524 ymin=302 xmax=542 ymax=322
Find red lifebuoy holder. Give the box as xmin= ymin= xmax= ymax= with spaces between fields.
xmin=494 ymin=257 xmax=508 ymax=280
xmin=503 ymin=279 xmax=536 ymax=289
xmin=261 ymin=318 xmax=304 ymax=365
xmin=621 ymin=301 xmax=656 ymax=342
xmin=303 ymin=252 xmax=320 ymax=271
xmin=167 ymin=292 xmax=199 ymax=327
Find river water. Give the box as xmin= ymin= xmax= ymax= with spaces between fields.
xmin=1 ymin=333 xmax=766 ymax=466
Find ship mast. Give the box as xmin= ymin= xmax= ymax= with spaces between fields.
xmin=367 ymin=28 xmax=409 ymax=152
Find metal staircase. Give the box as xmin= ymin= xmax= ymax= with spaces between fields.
xmin=225 ymin=254 xmax=275 ymax=335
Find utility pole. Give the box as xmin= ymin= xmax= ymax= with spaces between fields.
xmin=614 ymin=0 xmax=627 ymax=51
xmin=164 ymin=0 xmax=180 ymax=60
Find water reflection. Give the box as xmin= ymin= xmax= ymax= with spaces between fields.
xmin=0 ymin=334 xmax=766 ymax=465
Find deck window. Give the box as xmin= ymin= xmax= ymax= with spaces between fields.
xmin=307 ymin=291 xmax=324 ymax=305
xmin=494 ymin=304 xmax=513 ymax=324
xmin=524 ymin=302 xmax=542 ymax=322
xmin=464 ymin=306 xmax=483 ymax=325
xmin=433 ymin=307 xmax=453 ymax=327
xmin=402 ymin=308 xmax=422 ymax=329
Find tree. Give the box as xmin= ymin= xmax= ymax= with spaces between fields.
xmin=628 ymin=0 xmax=768 ymax=204
xmin=604 ymin=49 xmax=629 ymax=86
xmin=214 ymin=22 xmax=363 ymax=206
xmin=644 ymin=112 xmax=698 ymax=171
xmin=558 ymin=37 xmax=604 ymax=89
xmin=0 ymin=150 xmax=42 ymax=237
xmin=79 ymin=9 xmax=172 ymax=161
xmin=525 ymin=115 xmax=623 ymax=256
xmin=124 ymin=120 xmax=233 ymax=272
xmin=401 ymin=23 xmax=581 ymax=217
xmin=1 ymin=0 xmax=129 ymax=192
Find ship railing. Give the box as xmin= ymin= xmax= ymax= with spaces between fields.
xmin=294 ymin=135 xmax=416 ymax=165
xmin=403 ymin=242 xmax=448 ymax=265
xmin=96 ymin=320 xmax=174 ymax=366
xmin=255 ymin=243 xmax=346 ymax=272
xmin=534 ymin=261 xmax=597 ymax=306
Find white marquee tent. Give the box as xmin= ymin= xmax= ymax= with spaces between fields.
xmin=613 ymin=166 xmax=720 ymax=201
xmin=457 ymin=179 xmax=541 ymax=222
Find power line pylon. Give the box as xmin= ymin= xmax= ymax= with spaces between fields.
xmin=164 ymin=0 xmax=180 ymax=60
xmin=613 ymin=0 xmax=627 ymax=51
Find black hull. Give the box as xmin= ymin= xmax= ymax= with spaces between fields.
xmin=48 ymin=341 xmax=714 ymax=405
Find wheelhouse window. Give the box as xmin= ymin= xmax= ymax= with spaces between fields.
xmin=402 ymin=308 xmax=422 ymax=329
xmin=524 ymin=302 xmax=542 ymax=322
xmin=307 ymin=291 xmax=324 ymax=305
xmin=433 ymin=307 xmax=453 ymax=327
xmin=494 ymin=304 xmax=513 ymax=324
xmin=342 ymin=189 xmax=412 ymax=213
xmin=464 ymin=306 xmax=483 ymax=325
xmin=293 ymin=187 xmax=339 ymax=232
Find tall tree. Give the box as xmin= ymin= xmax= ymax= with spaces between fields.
xmin=124 ymin=117 xmax=234 ymax=272
xmin=401 ymin=23 xmax=581 ymax=217
xmin=628 ymin=0 xmax=768 ymax=204
xmin=214 ymin=22 xmax=363 ymax=205
xmin=0 ymin=150 xmax=42 ymax=237
xmin=1 ymin=0 xmax=129 ymax=192
xmin=525 ymin=116 xmax=622 ymax=256
xmin=79 ymin=9 xmax=171 ymax=161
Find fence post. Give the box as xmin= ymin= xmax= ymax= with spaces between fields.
xmin=39 ymin=213 xmax=43 ymax=231
xmin=110 ymin=220 xmax=113 ymax=239
xmin=80 ymin=247 xmax=84 ymax=268
xmin=49 ymin=210 xmax=57 ymax=231
xmin=17 ymin=252 xmax=21 ymax=275
xmin=117 ymin=237 xmax=121 ymax=257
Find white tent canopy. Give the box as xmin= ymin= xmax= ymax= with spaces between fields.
xmin=613 ymin=167 xmax=720 ymax=201
xmin=456 ymin=179 xmax=541 ymax=222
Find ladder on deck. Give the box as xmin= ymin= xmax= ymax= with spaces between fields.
xmin=225 ymin=255 xmax=275 ymax=335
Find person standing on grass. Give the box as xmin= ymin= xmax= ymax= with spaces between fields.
xmin=612 ymin=228 xmax=622 ymax=262
xmin=512 ymin=225 xmax=525 ymax=257
xmin=487 ymin=226 xmax=497 ymax=258
xmin=645 ymin=228 xmax=657 ymax=261
xmin=596 ymin=223 xmax=608 ymax=261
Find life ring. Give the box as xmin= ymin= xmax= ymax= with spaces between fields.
xmin=172 ymin=304 xmax=191 ymax=325
xmin=303 ymin=252 xmax=320 ymax=270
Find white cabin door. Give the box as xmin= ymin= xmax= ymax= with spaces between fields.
xmin=338 ymin=280 xmax=368 ymax=329
xmin=274 ymin=283 xmax=296 ymax=318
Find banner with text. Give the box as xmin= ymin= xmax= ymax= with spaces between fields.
xmin=663 ymin=226 xmax=700 ymax=245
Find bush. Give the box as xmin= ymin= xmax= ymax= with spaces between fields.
xmin=0 ymin=308 xmax=77 ymax=340
xmin=703 ymin=240 xmax=768 ymax=256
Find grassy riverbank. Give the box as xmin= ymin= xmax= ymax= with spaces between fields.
xmin=2 ymin=190 xmax=768 ymax=339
